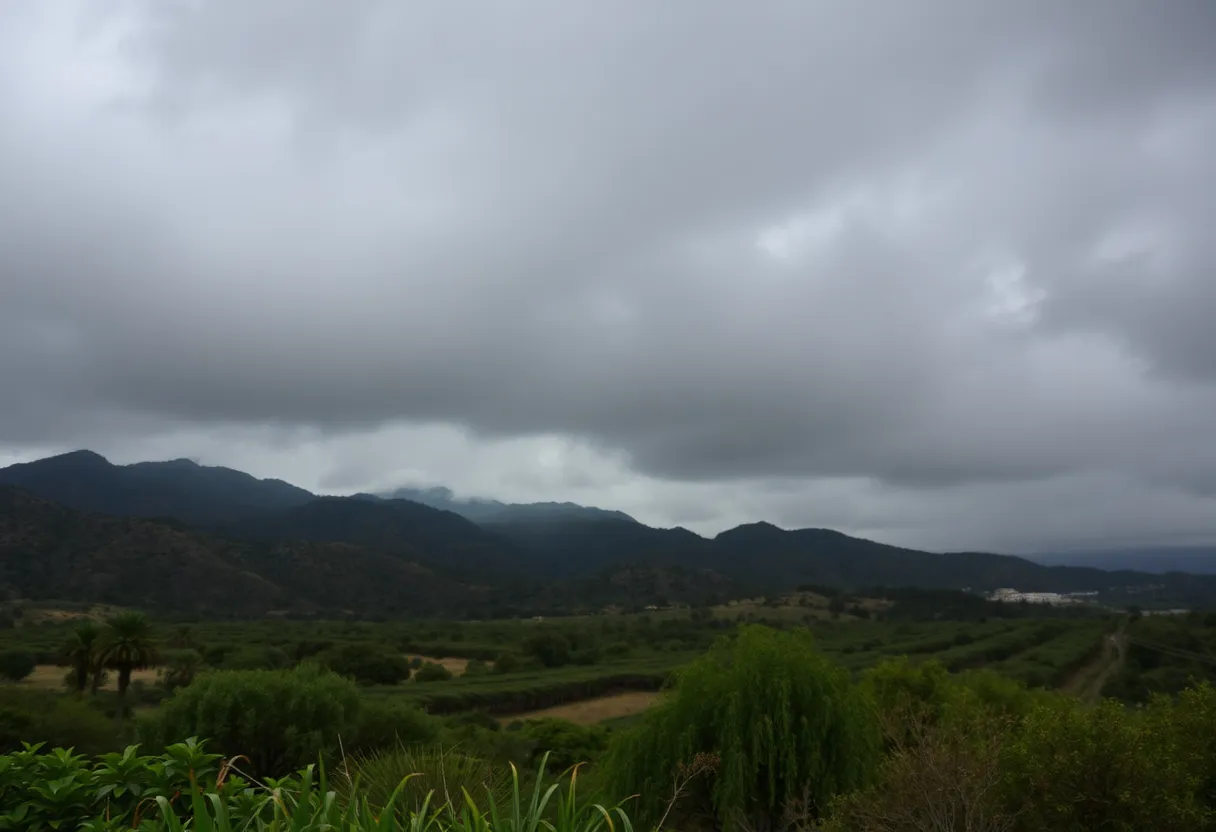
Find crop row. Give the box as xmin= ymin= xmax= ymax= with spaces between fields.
xmin=990 ymin=622 xmax=1108 ymax=688
xmin=378 ymin=654 xmax=694 ymax=715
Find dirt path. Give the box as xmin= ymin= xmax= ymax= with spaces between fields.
xmin=1062 ymin=620 xmax=1128 ymax=703
xmin=499 ymin=691 xmax=660 ymax=726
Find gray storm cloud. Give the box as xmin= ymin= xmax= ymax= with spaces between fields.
xmin=1 ymin=0 xmax=1215 ymax=550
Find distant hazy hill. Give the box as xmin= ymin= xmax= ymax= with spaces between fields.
xmin=481 ymin=515 xmax=706 ymax=577
xmin=381 ymin=485 xmax=637 ymax=525
xmin=214 ymin=496 xmax=523 ymax=577
xmin=0 ymin=451 xmax=314 ymax=525
xmin=485 ymin=516 xmax=1216 ymax=604
xmin=1029 ymin=547 xmax=1216 ymax=575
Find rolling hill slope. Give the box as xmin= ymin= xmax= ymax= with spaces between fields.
xmin=0 ymin=451 xmax=314 ymax=525
xmin=5 ymin=451 xmax=1216 ymax=611
xmin=0 ymin=487 xmax=484 ymax=616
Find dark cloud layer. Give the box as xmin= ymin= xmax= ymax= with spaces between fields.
xmin=1 ymin=1 xmax=1215 ymax=550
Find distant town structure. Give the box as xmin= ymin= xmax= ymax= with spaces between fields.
xmin=988 ymin=588 xmax=1079 ymax=606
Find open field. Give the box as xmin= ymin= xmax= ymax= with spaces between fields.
xmin=501 ymin=691 xmax=661 ymax=725
xmin=406 ymin=656 xmax=471 ymax=676
xmin=21 ymin=664 xmax=159 ymax=692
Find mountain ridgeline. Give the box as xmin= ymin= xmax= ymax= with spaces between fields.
xmin=2 ymin=450 xmax=1215 ymax=615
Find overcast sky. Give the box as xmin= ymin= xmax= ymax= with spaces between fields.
xmin=2 ymin=1 xmax=1215 ymax=553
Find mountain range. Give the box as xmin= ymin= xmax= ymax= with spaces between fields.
xmin=3 ymin=450 xmax=1215 ymax=616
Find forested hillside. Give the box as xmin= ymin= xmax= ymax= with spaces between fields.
xmin=5 ymin=451 xmax=1216 ymax=614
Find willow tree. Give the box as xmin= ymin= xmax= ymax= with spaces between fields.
xmin=604 ymin=625 xmax=880 ymax=829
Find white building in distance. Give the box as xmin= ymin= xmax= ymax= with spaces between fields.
xmin=989 ymin=588 xmax=1078 ymax=606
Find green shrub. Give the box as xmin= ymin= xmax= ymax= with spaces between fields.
xmin=604 ymin=625 xmax=880 ymax=828
xmin=345 ymin=698 xmax=440 ymax=753
xmin=0 ymin=688 xmax=118 ymax=754
xmin=337 ymin=746 xmax=511 ymax=815
xmin=0 ymin=741 xmax=631 ymax=832
xmin=463 ymin=658 xmax=490 ymax=676
xmin=0 ymin=648 xmax=36 ymax=682
xmin=827 ymin=706 xmax=1015 ymax=832
xmin=525 ymin=630 xmax=572 ymax=668
xmin=414 ymin=661 xmax=454 ymax=683
xmin=506 ymin=718 xmax=609 ymax=769
xmin=217 ymin=645 xmax=292 ymax=670
xmin=1003 ymin=695 xmax=1211 ymax=830
xmin=320 ymin=642 xmax=411 ymax=685
xmin=492 ymin=652 xmax=522 ymax=674
xmin=150 ymin=663 xmax=361 ymax=775
xmin=159 ymin=648 xmax=204 ymax=692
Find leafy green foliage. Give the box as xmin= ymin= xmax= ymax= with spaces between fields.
xmin=1003 ymin=695 xmax=1213 ymax=830
xmin=151 ymin=664 xmax=361 ymax=775
xmin=605 ymin=625 xmax=880 ymax=827
xmin=337 ymin=746 xmax=512 ymax=816
xmin=504 ymin=719 xmax=608 ymax=770
xmin=525 ymin=630 xmax=573 ymax=668
xmin=0 ymin=648 xmax=35 ymax=682
xmin=321 ymin=642 xmax=411 ymax=685
xmin=158 ymin=648 xmax=203 ymax=693
xmin=463 ymin=658 xmax=490 ymax=676
xmin=0 ymin=742 xmax=633 ymax=832
xmin=345 ymin=699 xmax=441 ymax=752
xmin=0 ymin=737 xmax=224 ymax=830
xmin=0 ymin=688 xmax=117 ymax=754
xmin=414 ymin=661 xmax=454 ymax=683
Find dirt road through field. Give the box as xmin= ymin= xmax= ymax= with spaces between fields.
xmin=499 ymin=691 xmax=660 ymax=726
xmin=1062 ymin=619 xmax=1127 ymax=703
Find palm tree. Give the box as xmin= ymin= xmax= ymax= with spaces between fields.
xmin=62 ymin=621 xmax=101 ymax=695
xmin=160 ymin=649 xmax=203 ymax=692
xmin=168 ymin=624 xmax=197 ymax=650
xmin=99 ymin=611 xmax=158 ymax=726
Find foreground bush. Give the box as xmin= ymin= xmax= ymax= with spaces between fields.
xmin=147 ymin=663 xmax=361 ymax=775
xmin=0 ymin=738 xmax=223 ymax=829
xmin=337 ymin=745 xmax=512 ymax=816
xmin=0 ymin=687 xmax=117 ymax=754
xmin=0 ymin=741 xmax=631 ymax=832
xmin=1003 ymin=694 xmax=1213 ymax=830
xmin=345 ymin=697 xmax=442 ymax=751
xmin=828 ymin=707 xmax=1016 ymax=832
xmin=831 ymin=677 xmax=1216 ymax=831
xmin=605 ymin=624 xmax=880 ymax=828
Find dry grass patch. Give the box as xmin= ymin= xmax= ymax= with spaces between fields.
xmin=500 ymin=691 xmax=660 ymax=726
xmin=406 ymin=656 xmax=470 ymax=676
xmin=22 ymin=664 xmax=159 ymax=692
